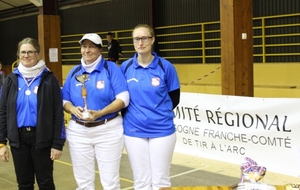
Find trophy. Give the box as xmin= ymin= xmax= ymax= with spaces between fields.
xmin=75 ymin=74 xmax=90 ymax=119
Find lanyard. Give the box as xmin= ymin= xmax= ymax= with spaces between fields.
xmin=22 ymin=75 xmax=38 ymax=96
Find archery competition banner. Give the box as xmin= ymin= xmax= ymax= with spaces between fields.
xmin=174 ymin=92 xmax=300 ymax=177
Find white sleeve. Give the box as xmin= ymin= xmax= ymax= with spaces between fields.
xmin=63 ymin=100 xmax=71 ymax=106
xmin=116 ymin=91 xmax=130 ymax=107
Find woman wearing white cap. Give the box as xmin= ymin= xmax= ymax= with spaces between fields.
xmin=62 ymin=33 xmax=129 ymax=190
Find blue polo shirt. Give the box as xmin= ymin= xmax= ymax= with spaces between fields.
xmin=14 ymin=69 xmax=43 ymax=127
xmin=62 ymin=58 xmax=127 ymax=121
xmin=120 ymin=53 xmax=180 ymax=138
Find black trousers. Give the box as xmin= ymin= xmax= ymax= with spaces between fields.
xmin=10 ymin=131 xmax=55 ymax=190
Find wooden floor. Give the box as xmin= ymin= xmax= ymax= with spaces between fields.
xmin=1 ymin=141 xmax=299 ymax=190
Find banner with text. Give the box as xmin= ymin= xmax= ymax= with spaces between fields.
xmin=174 ymin=92 xmax=300 ymax=177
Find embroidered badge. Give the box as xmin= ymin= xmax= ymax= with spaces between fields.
xmin=151 ymin=78 xmax=160 ymax=86
xmin=97 ymin=81 xmax=105 ymax=89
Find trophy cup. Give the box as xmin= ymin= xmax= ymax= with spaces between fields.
xmin=75 ymin=74 xmax=91 ymax=119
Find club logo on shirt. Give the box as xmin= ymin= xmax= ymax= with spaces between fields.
xmin=151 ymin=78 xmax=160 ymax=86
xmin=97 ymin=81 xmax=105 ymax=89
xmin=34 ymin=86 xmax=38 ymax=94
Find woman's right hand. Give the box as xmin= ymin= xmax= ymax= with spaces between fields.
xmin=0 ymin=146 xmax=9 ymax=162
xmin=70 ymin=106 xmax=84 ymax=119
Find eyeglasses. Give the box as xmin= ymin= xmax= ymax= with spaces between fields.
xmin=133 ymin=36 xmax=153 ymax=43
xmin=19 ymin=51 xmax=38 ymax=56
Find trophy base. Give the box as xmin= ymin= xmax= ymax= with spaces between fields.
xmin=82 ymin=112 xmax=91 ymax=119
xmin=236 ymin=183 xmax=276 ymax=190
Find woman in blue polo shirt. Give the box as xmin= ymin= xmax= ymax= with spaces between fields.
xmin=120 ymin=24 xmax=180 ymax=190
xmin=62 ymin=33 xmax=129 ymax=190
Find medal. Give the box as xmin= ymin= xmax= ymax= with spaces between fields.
xmin=22 ymin=75 xmax=38 ymax=96
xmin=25 ymin=89 xmax=31 ymax=95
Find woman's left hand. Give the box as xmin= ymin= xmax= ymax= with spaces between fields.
xmin=87 ymin=110 xmax=102 ymax=122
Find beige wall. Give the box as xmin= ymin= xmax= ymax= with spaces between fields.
xmin=62 ymin=63 xmax=300 ymax=98
xmin=175 ymin=63 xmax=300 ymax=98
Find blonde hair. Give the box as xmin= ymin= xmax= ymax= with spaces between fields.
xmin=132 ymin=24 xmax=155 ymax=37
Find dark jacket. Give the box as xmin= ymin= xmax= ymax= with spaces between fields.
xmin=108 ymin=39 xmax=122 ymax=62
xmin=0 ymin=70 xmax=66 ymax=150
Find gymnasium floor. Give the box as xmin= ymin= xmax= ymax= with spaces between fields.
xmin=1 ymin=141 xmax=299 ymax=190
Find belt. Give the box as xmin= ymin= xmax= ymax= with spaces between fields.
xmin=19 ymin=127 xmax=36 ymax=132
xmin=75 ymin=114 xmax=118 ymax=127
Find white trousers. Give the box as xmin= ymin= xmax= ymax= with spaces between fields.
xmin=124 ymin=133 xmax=176 ymax=190
xmin=66 ymin=116 xmax=124 ymax=190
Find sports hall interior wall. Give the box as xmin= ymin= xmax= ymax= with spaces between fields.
xmin=0 ymin=0 xmax=299 ymax=98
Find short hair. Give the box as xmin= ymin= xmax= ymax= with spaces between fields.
xmin=106 ymin=32 xmax=113 ymax=36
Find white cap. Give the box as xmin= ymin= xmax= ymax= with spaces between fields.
xmin=79 ymin=33 xmax=102 ymax=46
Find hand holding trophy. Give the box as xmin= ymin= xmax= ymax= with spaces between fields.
xmin=75 ymin=74 xmax=91 ymax=119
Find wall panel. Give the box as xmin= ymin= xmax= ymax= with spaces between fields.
xmin=60 ymin=0 xmax=150 ymax=35
xmin=0 ymin=0 xmax=299 ymax=67
xmin=0 ymin=16 xmax=38 ymax=65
